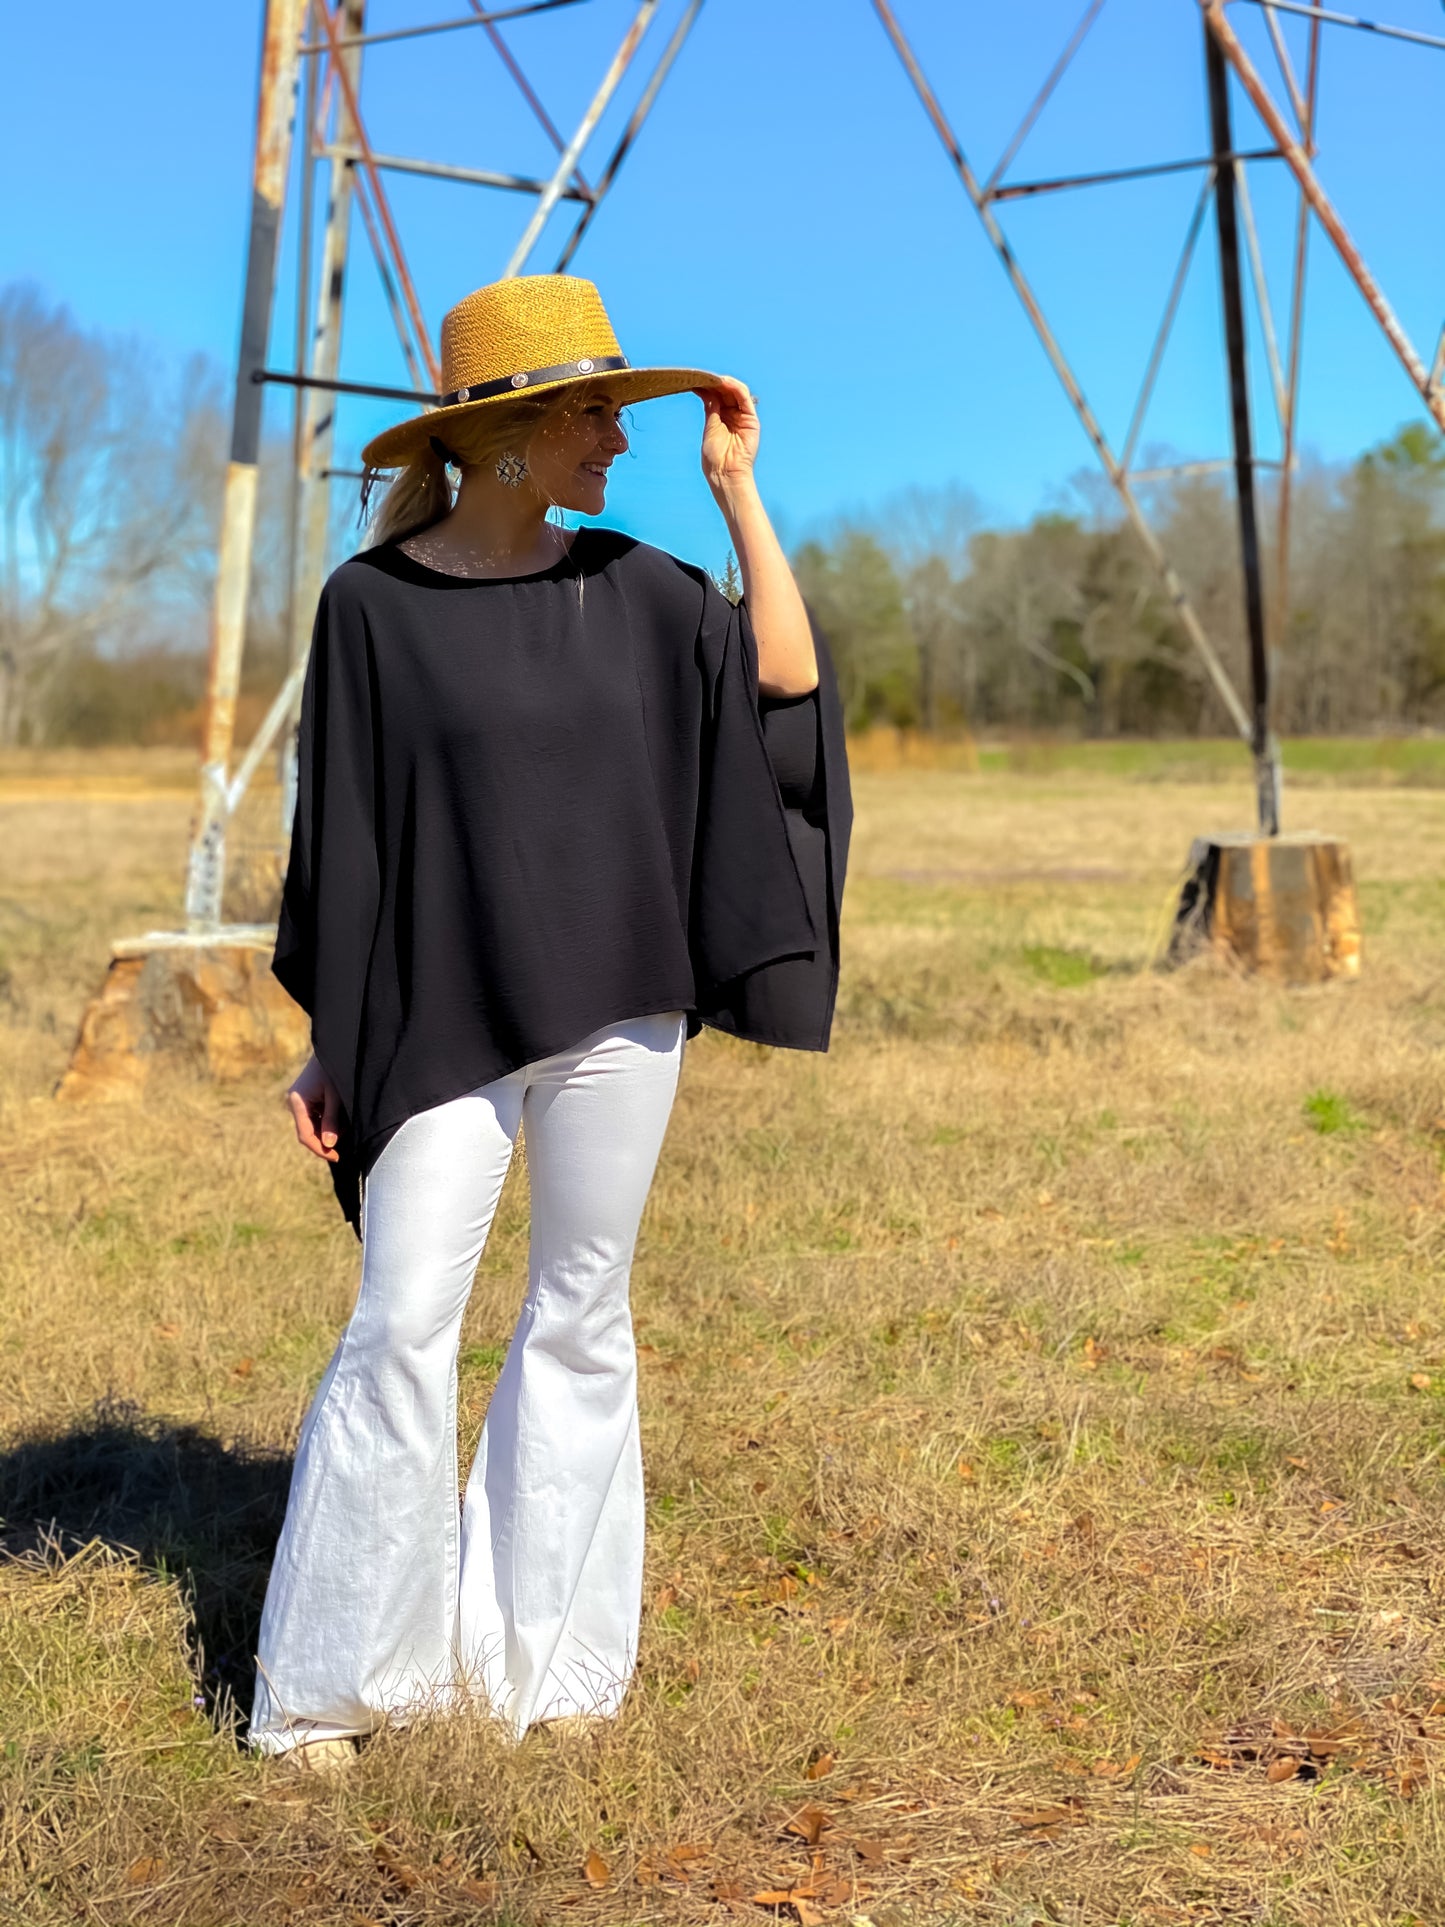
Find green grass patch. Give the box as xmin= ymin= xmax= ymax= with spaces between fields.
xmin=1304 ymin=1088 xmax=1368 ymax=1136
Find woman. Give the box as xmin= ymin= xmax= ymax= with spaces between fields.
xmin=249 ymin=274 xmax=850 ymax=1765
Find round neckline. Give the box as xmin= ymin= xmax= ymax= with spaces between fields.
xmin=386 ymin=524 xmax=588 ymax=586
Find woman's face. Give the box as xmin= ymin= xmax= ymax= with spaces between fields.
xmin=526 ymin=391 xmax=630 ymax=515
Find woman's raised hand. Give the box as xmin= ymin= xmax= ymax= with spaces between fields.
xmin=697 ymin=377 xmax=759 ymax=498
xmin=287 ymin=1053 xmax=343 ymax=1164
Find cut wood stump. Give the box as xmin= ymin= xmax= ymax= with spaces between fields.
xmin=1167 ymin=833 xmax=1361 ymax=984
xmin=56 ymin=941 xmax=309 ymax=1102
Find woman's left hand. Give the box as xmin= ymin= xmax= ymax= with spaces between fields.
xmin=697 ymin=377 xmax=759 ymax=497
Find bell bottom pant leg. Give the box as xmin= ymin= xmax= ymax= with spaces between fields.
xmin=457 ymin=1013 xmax=686 ymax=1735
xmin=247 ymin=1010 xmax=684 ymax=1753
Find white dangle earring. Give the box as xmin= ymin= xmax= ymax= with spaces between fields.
xmin=495 ymin=451 xmax=527 ymax=488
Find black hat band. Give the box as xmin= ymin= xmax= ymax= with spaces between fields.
xmin=437 ymin=354 xmax=631 ymax=409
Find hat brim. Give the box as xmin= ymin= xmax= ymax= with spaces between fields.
xmin=360 ymin=365 xmax=725 ymax=470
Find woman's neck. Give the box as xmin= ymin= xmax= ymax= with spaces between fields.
xmin=403 ymin=469 xmax=571 ymax=578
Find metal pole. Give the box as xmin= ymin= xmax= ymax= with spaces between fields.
xmin=1202 ymin=0 xmax=1445 ymax=434
xmin=284 ymin=6 xmax=320 ymax=704
xmin=870 ymin=0 xmax=1252 ymax=741
xmin=279 ymin=0 xmax=366 ymax=838
xmin=1272 ymin=3 xmax=1321 ymax=699
xmin=502 ymin=0 xmax=658 ymax=278
xmin=1206 ymin=22 xmax=1279 ymax=836
xmin=313 ymin=0 xmax=440 ymax=387
xmin=185 ymin=0 xmax=308 ymax=929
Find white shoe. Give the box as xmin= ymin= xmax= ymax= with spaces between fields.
xmin=285 ymin=1736 xmax=359 ymax=1774
xmin=533 ymin=1713 xmax=608 ymax=1738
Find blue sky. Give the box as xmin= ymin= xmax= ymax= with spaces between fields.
xmin=4 ymin=0 xmax=1443 ymax=578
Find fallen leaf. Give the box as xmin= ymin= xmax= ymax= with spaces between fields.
xmin=653 ymin=1584 xmax=678 ymax=1612
xmin=1190 ymin=1842 xmax=1211 ymax=1858
xmin=232 ymin=1357 xmax=254 ymax=1378
xmin=751 ymin=1891 xmax=824 ymax=1926
xmin=667 ymin=1842 xmax=711 ymax=1865
xmin=851 ymin=1836 xmax=885 ymax=1864
xmin=374 ymin=1847 xmax=422 ymax=1892
xmin=1013 ymin=1802 xmax=1085 ymax=1831
xmin=458 ymin=1877 xmax=497 ymax=1903
xmin=126 ymin=1856 xmax=165 ymax=1885
xmin=1410 ymin=1373 xmax=1432 ymax=1392
xmin=634 ymin=1859 xmax=660 ymax=1887
xmin=583 ymin=1849 xmax=610 ymax=1888
xmin=1267 ymin=1756 xmax=1300 ymax=1783
xmin=782 ymin=1803 xmax=832 ymax=1845
xmin=805 ymin=1750 xmax=835 ymax=1780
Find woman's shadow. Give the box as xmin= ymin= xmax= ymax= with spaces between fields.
xmin=0 ymin=1396 xmax=293 ymax=1739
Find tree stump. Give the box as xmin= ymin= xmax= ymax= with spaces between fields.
xmin=56 ymin=941 xmax=309 ymax=1102
xmin=1167 ymin=833 xmax=1361 ymax=984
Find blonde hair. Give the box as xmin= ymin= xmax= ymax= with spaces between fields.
xmin=360 ymin=382 xmax=619 ymax=549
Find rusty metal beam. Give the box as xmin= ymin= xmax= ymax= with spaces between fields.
xmin=1234 ymin=159 xmax=1288 ymax=428
xmin=471 ymin=0 xmax=594 ymax=200
xmin=553 ymin=0 xmax=705 ymax=272
xmin=279 ymin=0 xmax=365 ymax=837
xmin=503 ymin=0 xmax=658 ymax=277
xmin=322 ymin=143 xmax=591 ymax=200
xmin=1133 ymin=457 xmax=1285 ymax=482
xmin=1260 ymin=1 xmax=1309 ymax=131
xmin=1206 ymin=20 xmax=1280 ymax=834
xmin=1121 ymin=170 xmax=1216 ymax=474
xmin=990 ymin=147 xmax=1279 ymax=201
xmin=313 ymin=0 xmax=440 ymax=387
xmin=298 ymin=0 xmax=584 ymax=54
xmin=871 ymin=0 xmax=1252 ymax=741
xmin=257 ymin=368 xmax=437 ymax=403
xmin=1271 ymin=1 xmax=1321 ymax=674
xmin=186 ymin=0 xmax=309 ymax=928
xmin=981 ymin=0 xmax=1106 ymax=200
xmin=350 ymin=170 xmax=430 ymax=394
xmin=1201 ymin=0 xmax=1445 ymax=435
xmin=1230 ymin=0 xmax=1445 ymax=53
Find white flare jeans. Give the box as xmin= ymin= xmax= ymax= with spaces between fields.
xmin=248 ymin=1008 xmax=687 ymax=1752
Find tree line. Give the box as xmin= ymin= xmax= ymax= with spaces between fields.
xmin=4 ymin=280 xmax=1444 ymax=747
xmin=795 ymin=427 xmax=1445 ymax=738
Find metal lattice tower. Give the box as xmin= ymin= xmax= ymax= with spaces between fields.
xmin=178 ymin=0 xmax=703 ymax=941
xmin=122 ymin=0 xmax=1445 ymax=961
xmin=873 ymin=0 xmax=1445 ymax=837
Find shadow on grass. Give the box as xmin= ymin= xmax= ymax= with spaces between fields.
xmin=0 ymin=1395 xmax=292 ymax=1739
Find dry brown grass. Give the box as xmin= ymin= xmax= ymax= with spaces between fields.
xmin=3 ymin=754 xmax=1445 ymax=1926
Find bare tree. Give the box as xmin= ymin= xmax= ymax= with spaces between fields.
xmin=0 ymin=283 xmax=223 ymax=744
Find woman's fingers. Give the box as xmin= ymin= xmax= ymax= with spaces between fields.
xmin=288 ymin=1089 xmax=340 ymax=1163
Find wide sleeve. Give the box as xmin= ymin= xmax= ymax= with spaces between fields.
xmin=689 ymin=587 xmax=852 ymax=1050
xmin=272 ymin=576 xmax=382 ymax=1230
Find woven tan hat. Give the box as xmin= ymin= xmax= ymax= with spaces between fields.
xmin=360 ymin=274 xmax=721 ymax=469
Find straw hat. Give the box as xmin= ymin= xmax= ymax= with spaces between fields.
xmin=360 ymin=274 xmax=722 ymax=469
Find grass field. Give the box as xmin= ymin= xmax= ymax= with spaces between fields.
xmin=2 ymin=743 xmax=1445 ymax=1926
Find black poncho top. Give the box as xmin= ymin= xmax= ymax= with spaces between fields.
xmin=273 ymin=526 xmax=852 ymax=1231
